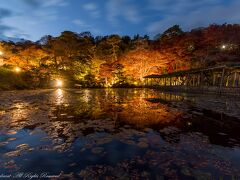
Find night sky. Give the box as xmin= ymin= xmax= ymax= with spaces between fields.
xmin=0 ymin=0 xmax=239 ymax=41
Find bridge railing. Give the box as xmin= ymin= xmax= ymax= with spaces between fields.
xmin=144 ymin=64 xmax=240 ymax=94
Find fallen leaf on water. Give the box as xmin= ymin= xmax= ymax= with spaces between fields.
xmin=137 ymin=142 xmax=149 ymax=148
xmin=16 ymin=144 xmax=29 ymax=151
xmin=91 ymin=147 xmax=104 ymax=154
xmin=7 ymin=130 xmax=17 ymax=135
xmin=4 ymin=150 xmax=21 ymax=157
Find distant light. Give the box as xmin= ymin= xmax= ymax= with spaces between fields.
xmin=0 ymin=51 xmax=3 ymax=55
xmin=221 ymin=45 xmax=226 ymax=49
xmin=15 ymin=67 xmax=21 ymax=73
xmin=56 ymin=79 xmax=63 ymax=87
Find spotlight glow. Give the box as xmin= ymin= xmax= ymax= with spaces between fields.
xmin=56 ymin=80 xmax=63 ymax=87
xmin=15 ymin=67 xmax=21 ymax=73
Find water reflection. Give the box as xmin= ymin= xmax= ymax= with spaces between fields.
xmin=0 ymin=89 xmax=240 ymax=178
xmin=50 ymin=89 xmax=183 ymax=129
xmin=55 ymin=88 xmax=64 ymax=105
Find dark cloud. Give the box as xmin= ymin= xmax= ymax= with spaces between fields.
xmin=0 ymin=24 xmax=12 ymax=34
xmin=21 ymin=0 xmax=69 ymax=8
xmin=106 ymin=0 xmax=141 ymax=26
xmin=0 ymin=8 xmax=13 ymax=33
xmin=0 ymin=24 xmax=18 ymax=40
xmin=0 ymin=25 xmax=29 ymax=40
xmin=0 ymin=8 xmax=12 ymax=19
xmin=147 ymin=0 xmax=240 ymax=35
xmin=22 ymin=0 xmax=41 ymax=7
xmin=0 ymin=8 xmax=20 ymax=38
xmin=0 ymin=23 xmax=17 ymax=37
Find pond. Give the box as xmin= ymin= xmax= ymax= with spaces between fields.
xmin=0 ymin=88 xmax=240 ymax=179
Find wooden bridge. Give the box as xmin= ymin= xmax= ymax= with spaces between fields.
xmin=144 ymin=64 xmax=240 ymax=95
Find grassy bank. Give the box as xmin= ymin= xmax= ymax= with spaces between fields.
xmin=0 ymin=67 xmax=29 ymax=90
xmin=0 ymin=66 xmax=146 ymax=90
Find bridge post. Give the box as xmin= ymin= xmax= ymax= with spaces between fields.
xmin=219 ymin=67 xmax=225 ymax=94
xmin=238 ymin=73 xmax=240 ymax=87
xmin=233 ymin=72 xmax=237 ymax=87
xmin=200 ymin=71 xmax=203 ymax=86
xmin=213 ymin=73 xmax=216 ymax=86
xmin=197 ymin=74 xmax=200 ymax=86
xmin=193 ymin=75 xmax=195 ymax=86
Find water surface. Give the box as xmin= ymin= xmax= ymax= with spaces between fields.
xmin=0 ymin=89 xmax=239 ymax=179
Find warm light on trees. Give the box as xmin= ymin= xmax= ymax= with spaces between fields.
xmin=120 ymin=49 xmax=168 ymax=81
xmin=0 ymin=24 xmax=240 ymax=88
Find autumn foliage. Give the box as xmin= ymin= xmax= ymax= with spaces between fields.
xmin=0 ymin=24 xmax=240 ymax=89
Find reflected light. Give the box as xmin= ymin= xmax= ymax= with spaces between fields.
xmin=57 ymin=88 xmax=63 ymax=96
xmin=0 ymin=51 xmax=3 ymax=55
xmin=56 ymin=79 xmax=63 ymax=88
xmin=56 ymin=89 xmax=63 ymax=105
xmin=221 ymin=45 xmax=226 ymax=49
xmin=10 ymin=102 xmax=29 ymax=126
xmin=83 ymin=89 xmax=91 ymax=102
xmin=187 ymin=122 xmax=192 ymax=126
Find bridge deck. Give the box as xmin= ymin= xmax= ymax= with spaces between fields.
xmin=144 ymin=64 xmax=240 ymax=94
